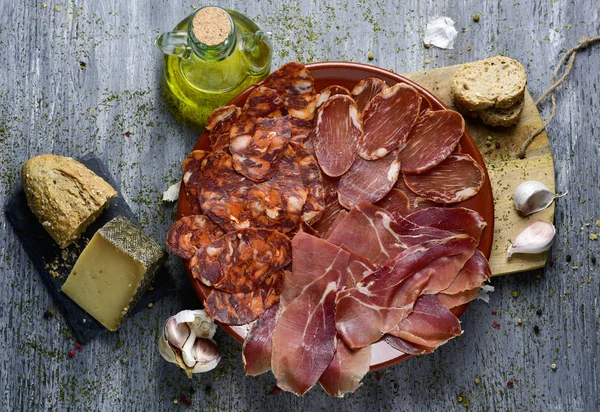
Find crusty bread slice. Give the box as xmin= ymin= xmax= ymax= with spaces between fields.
xmin=452 ymin=56 xmax=527 ymax=111
xmin=22 ymin=154 xmax=117 ymax=248
xmin=477 ymin=97 xmax=525 ymax=127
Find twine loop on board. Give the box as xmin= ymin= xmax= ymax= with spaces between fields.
xmin=517 ymin=35 xmax=600 ymax=159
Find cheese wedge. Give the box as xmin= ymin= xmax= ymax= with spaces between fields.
xmin=61 ymin=216 xmax=167 ymax=331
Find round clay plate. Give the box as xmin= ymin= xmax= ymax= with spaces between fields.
xmin=177 ymin=61 xmax=495 ymax=372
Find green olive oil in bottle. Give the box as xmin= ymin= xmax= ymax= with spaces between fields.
xmin=156 ymin=6 xmax=272 ymax=127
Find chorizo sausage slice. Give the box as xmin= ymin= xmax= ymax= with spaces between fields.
xmin=206 ymin=105 xmax=241 ymax=152
xmin=203 ymin=269 xmax=284 ymax=325
xmin=190 ymin=229 xmax=291 ymax=293
xmin=182 ymin=150 xmax=210 ymax=214
xmin=166 ymin=215 xmax=225 ymax=260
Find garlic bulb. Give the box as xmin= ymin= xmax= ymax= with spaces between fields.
xmin=159 ymin=309 xmax=220 ymax=377
xmin=507 ymin=221 xmax=556 ymax=258
xmin=513 ymin=181 xmax=565 ymax=216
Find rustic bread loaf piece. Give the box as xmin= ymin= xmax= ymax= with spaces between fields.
xmin=452 ymin=56 xmax=527 ymax=111
xmin=22 ymin=154 xmax=117 ymax=248
xmin=454 ymin=94 xmax=525 ymax=127
xmin=477 ymin=97 xmax=525 ymax=127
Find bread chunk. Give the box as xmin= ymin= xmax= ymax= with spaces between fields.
xmin=22 ymin=154 xmax=117 ymax=248
xmin=452 ymin=56 xmax=527 ymax=111
xmin=477 ymin=97 xmax=525 ymax=127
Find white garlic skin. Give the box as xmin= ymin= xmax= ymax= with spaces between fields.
xmin=507 ymin=220 xmax=556 ymax=258
xmin=513 ymin=181 xmax=561 ymax=216
xmin=158 ymin=309 xmax=220 ymax=376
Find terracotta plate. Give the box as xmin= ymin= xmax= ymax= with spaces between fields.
xmin=177 ymin=62 xmax=495 ymax=371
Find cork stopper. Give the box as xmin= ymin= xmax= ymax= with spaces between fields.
xmin=192 ymin=7 xmax=232 ymax=46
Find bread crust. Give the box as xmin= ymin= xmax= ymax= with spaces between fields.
xmin=21 ymin=154 xmax=117 ymax=248
xmin=452 ymin=56 xmax=527 ymax=111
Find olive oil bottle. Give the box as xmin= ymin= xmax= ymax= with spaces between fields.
xmin=156 ymin=7 xmax=272 ymax=127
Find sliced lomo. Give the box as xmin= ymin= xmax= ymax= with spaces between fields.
xmin=419 ymin=94 xmax=433 ymax=116
xmin=316 ymin=85 xmax=351 ymax=108
xmin=351 ymin=77 xmax=388 ymax=112
xmin=190 ymin=228 xmax=291 ymax=293
xmin=399 ymin=110 xmax=465 ymax=174
xmin=230 ymin=116 xmax=292 ymax=182
xmin=403 ymin=153 xmax=485 ymax=203
xmin=359 ymin=83 xmax=421 ymax=160
xmin=375 ymin=188 xmax=411 ymax=218
xmin=337 ymin=151 xmax=401 ymax=209
xmin=166 ymin=215 xmax=225 ymax=260
xmin=394 ymin=175 xmax=440 ymax=211
xmin=206 ymin=105 xmax=241 ymax=152
xmin=314 ymin=95 xmax=363 ymax=177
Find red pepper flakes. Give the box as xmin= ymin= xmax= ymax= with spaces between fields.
xmin=495 ymin=142 xmax=501 ymax=149
xmin=507 ymin=380 xmax=514 ymax=388
xmin=271 ymin=386 xmax=281 ymax=395
xmin=549 ymin=258 xmax=555 ymax=266
xmin=124 ymin=131 xmax=131 ymax=137
xmin=485 ymin=149 xmax=493 ymax=155
xmin=492 ymin=321 xmax=501 ymax=329
xmin=74 ymin=342 xmax=83 ymax=353
xmin=491 ymin=311 xmax=497 ymax=316
xmin=375 ymin=372 xmax=383 ymax=381
xmin=68 ymin=349 xmax=76 ymax=358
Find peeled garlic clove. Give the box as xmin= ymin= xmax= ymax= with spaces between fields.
xmin=513 ymin=181 xmax=565 ymax=216
xmin=159 ymin=309 xmax=220 ymax=376
xmin=507 ymin=221 xmax=556 ymax=258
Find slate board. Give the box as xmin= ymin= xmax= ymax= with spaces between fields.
xmin=5 ymin=154 xmax=175 ymax=344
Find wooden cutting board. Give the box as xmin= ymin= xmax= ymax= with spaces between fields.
xmin=403 ymin=64 xmax=555 ymax=277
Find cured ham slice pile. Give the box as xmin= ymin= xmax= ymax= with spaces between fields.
xmin=166 ymin=62 xmax=492 ymax=397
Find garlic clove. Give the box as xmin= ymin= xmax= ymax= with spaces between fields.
xmin=165 ymin=317 xmax=191 ymax=349
xmin=159 ymin=309 xmax=220 ymax=377
xmin=513 ymin=181 xmax=566 ymax=216
xmin=507 ymin=220 xmax=556 ymax=258
xmin=190 ymin=338 xmax=221 ymax=373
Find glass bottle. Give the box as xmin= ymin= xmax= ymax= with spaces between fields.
xmin=156 ymin=6 xmax=272 ymax=127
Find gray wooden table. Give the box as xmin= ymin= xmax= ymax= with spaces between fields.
xmin=1 ymin=0 xmax=599 ymax=410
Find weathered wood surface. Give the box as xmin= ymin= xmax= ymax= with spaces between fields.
xmin=1 ymin=0 xmax=598 ymax=410
xmin=404 ymin=65 xmax=555 ymax=276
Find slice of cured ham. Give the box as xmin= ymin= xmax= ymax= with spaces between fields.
xmin=230 ymin=115 xmax=291 ymax=182
xmin=403 ymin=154 xmax=485 ymax=203
xmin=242 ymin=302 xmax=280 ymax=376
xmin=204 ymin=269 xmax=284 ymax=325
xmin=335 ymin=235 xmax=477 ymax=348
xmin=386 ymin=295 xmax=462 ymax=352
xmin=190 ymin=228 xmax=291 ymax=293
xmin=271 ymin=232 xmax=350 ymax=395
xmin=406 ymin=207 xmax=486 ymax=244
xmin=206 ymin=105 xmax=241 ymax=152
xmin=351 ymin=77 xmax=388 ymax=112
xmin=182 ymin=150 xmax=210 ymax=214
xmin=359 ymin=83 xmax=420 ymax=160
xmin=292 ymin=142 xmax=326 ymax=223
xmin=399 ymin=110 xmax=465 ymax=173
xmin=375 ymin=188 xmax=411 ymax=218
xmin=316 ymin=85 xmax=351 ymax=108
xmin=319 ymin=342 xmax=371 ymax=398
xmin=337 ymin=151 xmax=401 ymax=209
xmin=242 ymin=86 xmax=288 ymax=119
xmin=261 ymin=62 xmax=318 ymax=142
xmin=166 ymin=215 xmax=225 ymax=260
xmin=394 ymin=176 xmax=439 ymax=211
xmin=437 ymin=249 xmax=491 ymax=309
xmin=323 ymin=210 xmax=348 ymax=239
xmin=314 ymin=95 xmax=363 ymax=177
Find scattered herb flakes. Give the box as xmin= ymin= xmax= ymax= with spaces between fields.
xmin=43 ymin=309 xmax=55 ymax=320
xmin=533 ymin=325 xmax=540 ymax=335
xmin=536 ymin=309 xmax=543 ymax=316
